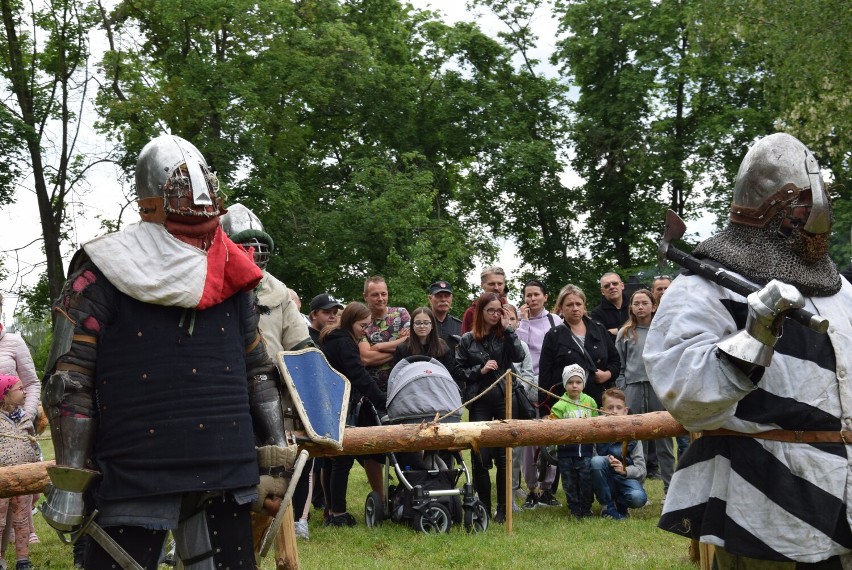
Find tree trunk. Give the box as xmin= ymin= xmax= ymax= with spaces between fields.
xmin=0 ymin=412 xmax=687 ymax=497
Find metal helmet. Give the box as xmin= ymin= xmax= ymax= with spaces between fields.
xmin=135 ymin=135 xmax=220 ymax=220
xmin=730 ymin=133 xmax=829 ymax=234
xmin=220 ymin=203 xmax=274 ymax=270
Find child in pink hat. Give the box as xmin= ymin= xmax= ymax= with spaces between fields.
xmin=0 ymin=375 xmax=39 ymax=570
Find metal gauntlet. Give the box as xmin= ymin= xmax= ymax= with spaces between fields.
xmin=717 ymin=279 xmax=804 ymax=369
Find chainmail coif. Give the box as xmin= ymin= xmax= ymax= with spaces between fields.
xmin=693 ymin=212 xmax=842 ymax=297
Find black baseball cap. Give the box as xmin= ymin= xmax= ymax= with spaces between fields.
xmin=428 ymin=281 xmax=453 ymax=295
xmin=310 ymin=293 xmax=344 ymax=312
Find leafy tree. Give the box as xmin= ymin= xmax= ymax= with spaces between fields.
xmin=551 ymin=0 xmax=781 ymax=275
xmin=96 ymin=0 xmax=536 ymax=307
xmin=466 ymin=0 xmax=584 ymax=291
xmin=0 ymin=0 xmax=109 ymax=309
xmin=552 ymin=0 xmax=662 ymax=271
xmin=691 ymin=0 xmax=852 ymax=264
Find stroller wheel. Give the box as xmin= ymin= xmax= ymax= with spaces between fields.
xmin=463 ymin=500 xmax=489 ymax=533
xmin=365 ymin=491 xmax=385 ymax=528
xmin=413 ymin=503 xmax=452 ymax=534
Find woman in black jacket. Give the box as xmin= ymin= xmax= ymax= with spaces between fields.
xmin=320 ymin=302 xmax=385 ymax=527
xmin=456 ymin=293 xmax=525 ymax=523
xmin=538 ymin=284 xmax=621 ymax=411
xmin=392 ymin=307 xmax=461 ymax=385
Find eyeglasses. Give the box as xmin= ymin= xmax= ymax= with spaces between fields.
xmin=602 ymin=281 xmax=622 ymax=288
xmin=412 ymin=321 xmax=432 ymax=327
xmin=358 ymin=323 xmax=371 ymax=331
xmin=484 ymin=308 xmax=503 ymax=315
xmin=653 ymin=275 xmax=672 ymax=280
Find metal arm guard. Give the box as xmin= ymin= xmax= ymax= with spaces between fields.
xmin=717 ymin=279 xmax=804 ymax=369
xmin=249 ymin=373 xmax=288 ymax=447
xmin=41 ymin=371 xmax=99 ymax=531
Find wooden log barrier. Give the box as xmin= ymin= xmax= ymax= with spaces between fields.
xmin=0 ymin=412 xmax=687 ymax=498
xmin=302 ymin=410 xmax=686 ymax=457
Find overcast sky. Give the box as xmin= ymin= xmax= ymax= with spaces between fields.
xmin=0 ymin=2 xmax=564 ymax=320
xmin=0 ymin=1 xmax=712 ymax=321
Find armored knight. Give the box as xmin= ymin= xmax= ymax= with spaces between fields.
xmin=221 ymin=203 xmax=312 ymax=356
xmin=221 ymin=203 xmax=315 ymax=542
xmin=644 ymin=133 xmax=852 ymax=567
xmin=41 ymin=135 xmax=297 ymax=569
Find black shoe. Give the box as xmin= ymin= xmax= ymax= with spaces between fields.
xmin=493 ymin=505 xmax=506 ymax=524
xmin=522 ymin=491 xmax=539 ymax=509
xmin=538 ymin=489 xmax=562 ymax=507
xmin=325 ymin=512 xmax=357 ymax=527
xmin=16 ymin=561 xmax=31 ymax=570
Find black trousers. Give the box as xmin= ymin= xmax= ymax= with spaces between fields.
xmin=468 ymin=387 xmax=516 ymax=511
xmin=84 ymin=495 xmax=254 ymax=570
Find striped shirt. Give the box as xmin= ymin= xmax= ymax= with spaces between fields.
xmin=644 ymin=271 xmax=852 ymax=564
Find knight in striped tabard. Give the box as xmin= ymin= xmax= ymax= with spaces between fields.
xmin=645 ymin=133 xmax=852 ymax=568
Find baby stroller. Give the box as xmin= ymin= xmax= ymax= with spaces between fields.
xmin=364 ymin=356 xmax=489 ymax=533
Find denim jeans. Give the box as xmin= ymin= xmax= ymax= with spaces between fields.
xmin=590 ymin=455 xmax=647 ymax=510
xmin=557 ymin=454 xmax=592 ymax=516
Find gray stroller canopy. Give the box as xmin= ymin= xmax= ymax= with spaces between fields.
xmin=387 ymin=357 xmax=462 ymax=423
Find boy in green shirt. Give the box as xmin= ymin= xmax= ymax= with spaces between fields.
xmin=548 ymin=364 xmax=598 ymax=517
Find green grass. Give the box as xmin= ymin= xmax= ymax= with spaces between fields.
xmin=12 ymin=437 xmax=697 ymax=569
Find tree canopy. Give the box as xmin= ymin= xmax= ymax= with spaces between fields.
xmin=1 ymin=0 xmax=849 ymax=318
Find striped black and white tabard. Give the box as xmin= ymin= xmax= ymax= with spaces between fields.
xmin=644 ymin=271 xmax=852 ymax=564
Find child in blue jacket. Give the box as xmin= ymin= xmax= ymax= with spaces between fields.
xmin=591 ymin=388 xmax=648 ymax=519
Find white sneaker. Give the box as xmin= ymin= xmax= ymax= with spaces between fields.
xmin=294 ymin=520 xmax=309 ymax=540
xmin=512 ymin=501 xmax=523 ymax=512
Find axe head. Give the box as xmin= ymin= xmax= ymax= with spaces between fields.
xmin=658 ymin=209 xmax=687 ymax=267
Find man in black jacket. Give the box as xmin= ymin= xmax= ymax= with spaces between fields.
xmin=590 ymin=272 xmax=628 ymax=339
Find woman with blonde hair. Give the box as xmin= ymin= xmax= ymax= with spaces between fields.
xmin=615 ymin=288 xmax=674 ymax=498
xmin=539 ymin=284 xmax=620 ymax=410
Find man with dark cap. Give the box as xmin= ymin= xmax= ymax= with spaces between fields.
xmin=308 ymin=293 xmax=344 ymax=345
xmin=428 ymin=280 xmax=461 ymax=352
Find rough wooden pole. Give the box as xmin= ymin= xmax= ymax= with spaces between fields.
xmin=302 ymin=411 xmax=687 ymax=457
xmin=276 ymin=507 xmax=299 ymax=570
xmin=0 ymin=412 xmax=687 ymax=497
xmin=0 ymin=459 xmax=55 ymax=497
xmin=505 ymin=375 xmax=513 ymax=533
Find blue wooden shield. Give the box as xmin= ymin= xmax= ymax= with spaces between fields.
xmin=275 ymin=348 xmax=350 ymax=450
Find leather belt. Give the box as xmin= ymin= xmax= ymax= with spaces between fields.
xmin=55 ymin=362 xmax=94 ymax=376
xmin=702 ymin=428 xmax=852 ymax=444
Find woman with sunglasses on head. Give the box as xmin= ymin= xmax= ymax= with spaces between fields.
xmin=320 ymin=302 xmax=386 ymax=527
xmin=516 ymin=280 xmax=563 ymax=509
xmin=456 ymin=293 xmax=526 ymax=524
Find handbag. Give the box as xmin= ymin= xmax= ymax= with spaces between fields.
xmin=512 ymin=377 xmax=536 ymax=420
